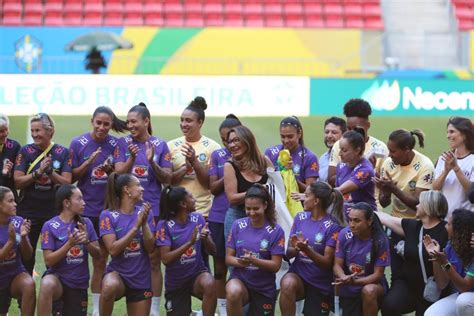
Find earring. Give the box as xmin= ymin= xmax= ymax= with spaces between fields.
xmin=128 ymin=193 xmax=132 ymax=197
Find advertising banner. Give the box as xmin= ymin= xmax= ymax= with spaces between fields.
xmin=311 ymin=79 xmax=474 ymax=116
xmin=0 ymin=74 xmax=310 ymax=116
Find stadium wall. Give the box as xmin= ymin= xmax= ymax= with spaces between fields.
xmin=1 ymin=74 xmax=473 ymax=117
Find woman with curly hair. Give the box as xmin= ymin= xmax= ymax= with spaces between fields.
xmin=424 ymin=208 xmax=474 ymax=316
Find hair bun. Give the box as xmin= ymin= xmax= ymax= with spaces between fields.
xmin=191 ymin=96 xmax=207 ymax=111
xmin=353 ymin=127 xmax=366 ymax=139
xmin=138 ymin=102 xmax=147 ymax=107
xmin=226 ymin=113 xmax=238 ymax=120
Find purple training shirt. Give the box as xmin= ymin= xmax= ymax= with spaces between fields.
xmin=155 ymin=212 xmax=208 ymax=290
xmin=70 ymin=133 xmax=117 ymax=218
xmin=289 ymin=212 xmax=341 ymax=294
xmin=115 ymin=135 xmax=172 ymax=217
xmin=0 ymin=216 xmax=27 ymax=289
xmin=227 ymin=217 xmax=285 ymax=299
xmin=41 ymin=216 xmax=98 ymax=289
xmin=100 ymin=207 xmax=155 ymax=289
xmin=208 ymin=148 xmax=231 ymax=224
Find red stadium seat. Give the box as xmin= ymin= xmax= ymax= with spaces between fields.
xmin=84 ymin=2 xmax=103 ymax=14
xmin=325 ymin=16 xmax=344 ymax=28
xmin=104 ymin=12 xmax=123 ymax=26
xmin=164 ymin=12 xmax=184 ymax=27
xmin=163 ymin=2 xmax=183 ymax=14
xmin=124 ymin=13 xmax=144 ymax=26
xmin=225 ymin=3 xmax=242 ymax=15
xmin=224 ymin=12 xmax=244 ymax=26
xmin=364 ymin=16 xmax=384 ymax=30
xmin=305 ymin=14 xmax=324 ymax=28
xmin=265 ymin=14 xmax=285 ymax=27
xmin=205 ymin=13 xmax=224 ymax=26
xmin=363 ymin=3 xmax=382 ymax=17
xmin=64 ymin=2 xmax=83 ymax=14
xmin=204 ymin=3 xmax=223 ymax=14
xmin=144 ymin=12 xmax=164 ymax=26
xmin=304 ymin=3 xmax=323 ymax=15
xmin=23 ymin=12 xmax=43 ymax=26
xmin=44 ymin=2 xmax=63 ymax=14
xmin=2 ymin=13 xmax=22 ymax=26
xmin=344 ymin=4 xmax=363 ymax=17
xmin=243 ymin=3 xmax=263 ymax=15
xmin=286 ymin=14 xmax=305 ymax=28
xmin=324 ymin=4 xmax=344 ymax=16
xmin=185 ymin=12 xmax=205 ymax=27
xmin=264 ymin=3 xmax=282 ymax=15
xmin=458 ymin=18 xmax=473 ymax=31
xmin=63 ymin=12 xmax=83 ymax=26
xmin=346 ymin=16 xmax=364 ymax=28
xmin=124 ymin=2 xmax=143 ymax=14
xmin=83 ymin=12 xmax=103 ymax=26
xmin=44 ymin=11 xmax=63 ymax=26
xmin=144 ymin=1 xmax=162 ymax=12
xmin=184 ymin=2 xmax=203 ymax=14
xmin=283 ymin=3 xmax=303 ymax=15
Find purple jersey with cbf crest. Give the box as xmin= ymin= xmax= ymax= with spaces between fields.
xmin=265 ymin=144 xmax=319 ymax=183
xmin=335 ymin=226 xmax=390 ymax=297
xmin=227 ymin=218 xmax=285 ymax=299
xmin=115 ymin=135 xmax=172 ymax=217
xmin=100 ymin=207 xmax=154 ymax=289
xmin=41 ymin=216 xmax=98 ymax=289
xmin=208 ymin=148 xmax=231 ymax=223
xmin=0 ymin=216 xmax=27 ymax=289
xmin=15 ymin=143 xmax=72 ymax=218
xmin=445 ymin=242 xmax=474 ymax=292
xmin=70 ymin=133 xmax=117 ymax=218
xmin=289 ymin=212 xmax=341 ymax=294
xmin=335 ymin=158 xmax=376 ymax=214
xmin=155 ymin=212 xmax=208 ymax=290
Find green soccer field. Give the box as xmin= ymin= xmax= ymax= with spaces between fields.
xmin=7 ymin=115 xmax=452 ymax=315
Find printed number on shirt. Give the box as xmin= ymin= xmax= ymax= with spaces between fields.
xmin=265 ymin=225 xmax=275 ymax=234
xmin=190 ymin=215 xmax=199 ymax=223
xmin=270 ymin=147 xmax=279 ymax=156
xmin=50 ymin=221 xmax=61 ymax=230
xmin=167 ymin=220 xmax=175 ymax=229
xmin=78 ymin=136 xmax=88 ymax=146
xmin=324 ymin=220 xmax=333 ymax=229
xmin=108 ymin=138 xmax=117 ymax=147
xmin=345 ymin=231 xmax=353 ymax=240
xmin=298 ymin=212 xmax=308 ymax=221
xmin=150 ymin=138 xmax=161 ymax=147
xmin=238 ymin=220 xmax=248 ymax=230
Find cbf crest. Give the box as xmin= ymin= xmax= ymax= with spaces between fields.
xmin=15 ymin=35 xmax=42 ymax=73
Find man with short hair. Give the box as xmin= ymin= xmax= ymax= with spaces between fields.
xmin=328 ymin=98 xmax=388 ymax=187
xmin=319 ymin=117 xmax=346 ymax=182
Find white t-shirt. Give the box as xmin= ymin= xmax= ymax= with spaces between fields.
xmin=434 ymin=153 xmax=474 ymax=217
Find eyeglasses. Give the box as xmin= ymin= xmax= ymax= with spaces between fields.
xmin=227 ymin=137 xmax=241 ymax=145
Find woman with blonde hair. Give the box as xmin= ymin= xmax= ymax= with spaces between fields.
xmin=14 ymin=113 xmax=72 ymax=275
xmin=376 ymin=190 xmax=449 ymax=316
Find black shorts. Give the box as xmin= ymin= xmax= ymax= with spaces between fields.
xmin=118 ymin=283 xmax=153 ymax=303
xmin=247 ymin=287 xmax=275 ymax=316
xmin=0 ymin=285 xmax=12 ymax=314
xmin=208 ymin=221 xmax=226 ymax=258
xmin=43 ymin=271 xmax=88 ymax=316
xmin=164 ymin=272 xmax=206 ymax=316
xmin=57 ymin=284 xmax=88 ymax=316
xmin=302 ymin=280 xmax=333 ymax=316
xmin=340 ymin=296 xmax=362 ymax=316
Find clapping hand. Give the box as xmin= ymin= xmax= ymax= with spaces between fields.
xmin=20 ymin=219 xmax=31 ymax=238
xmin=200 ymin=222 xmax=210 ymax=240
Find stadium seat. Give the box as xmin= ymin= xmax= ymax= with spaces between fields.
xmin=185 ymin=12 xmax=205 ymax=27
xmin=204 ymin=3 xmax=223 ymax=15
xmin=224 ymin=12 xmax=244 ymax=27
xmin=205 ymin=13 xmax=224 ymax=27
xmin=246 ymin=14 xmax=265 ymax=27
xmin=124 ymin=12 xmax=144 ymax=26
xmin=305 ymin=15 xmax=324 ymax=28
xmin=364 ymin=16 xmax=384 ymax=30
xmin=144 ymin=12 xmax=164 ymax=26
xmin=104 ymin=12 xmax=124 ymax=26
xmin=2 ymin=13 xmax=22 ymax=26
xmin=23 ymin=12 xmax=43 ymax=26
xmin=63 ymin=12 xmax=83 ymax=26
xmin=44 ymin=11 xmax=63 ymax=26
xmin=304 ymin=3 xmax=323 ymax=15
xmin=83 ymin=12 xmax=102 ymax=26
xmin=363 ymin=3 xmax=382 ymax=17
xmin=458 ymin=18 xmax=473 ymax=31
xmin=346 ymin=16 xmax=364 ymax=28
xmin=286 ymin=14 xmax=305 ymax=28
xmin=165 ymin=12 xmax=184 ymax=27
xmin=325 ymin=16 xmax=344 ymax=28
xmin=266 ymin=14 xmax=285 ymax=27
xmin=283 ymin=3 xmax=303 ymax=15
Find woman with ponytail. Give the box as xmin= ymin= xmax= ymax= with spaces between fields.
xmin=69 ymin=106 xmax=127 ymax=315
xmin=37 ymin=184 xmax=100 ymax=316
xmin=115 ymin=103 xmax=172 ymax=314
xmin=373 ymin=129 xmax=434 ymax=283
xmin=156 ymin=186 xmax=216 ymax=316
xmin=333 ymin=202 xmax=390 ymax=316
xmin=335 ymin=128 xmax=376 ymax=215
xmin=0 ymin=186 xmax=35 ymax=316
xmin=265 ymin=116 xmax=319 ymax=192
xmin=99 ymin=173 xmax=155 ymax=316
xmin=280 ymin=181 xmax=344 ymax=316
xmin=208 ymin=114 xmax=241 ymax=314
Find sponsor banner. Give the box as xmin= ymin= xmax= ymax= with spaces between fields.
xmin=0 ymin=75 xmax=310 ymax=116
xmin=311 ymin=79 xmax=474 ymax=116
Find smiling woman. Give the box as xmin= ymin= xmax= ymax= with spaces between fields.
xmin=14 ymin=113 xmax=72 ymax=276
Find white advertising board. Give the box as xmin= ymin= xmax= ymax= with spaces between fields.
xmin=0 ymin=75 xmax=310 ymax=116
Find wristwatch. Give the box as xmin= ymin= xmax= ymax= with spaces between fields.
xmin=441 ymin=262 xmax=452 ymax=272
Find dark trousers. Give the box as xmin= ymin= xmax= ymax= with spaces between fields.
xmin=388 ymin=230 xmax=404 ymax=283
xmin=23 ymin=217 xmax=48 ymax=275
xmin=381 ymin=279 xmax=431 ymax=316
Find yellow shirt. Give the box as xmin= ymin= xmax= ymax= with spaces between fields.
xmin=381 ymin=150 xmax=434 ymax=218
xmin=168 ymin=136 xmax=221 ymax=217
